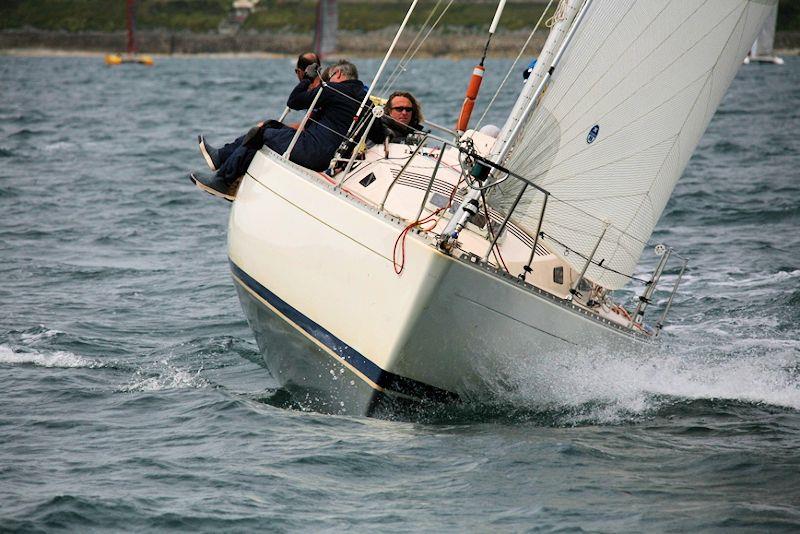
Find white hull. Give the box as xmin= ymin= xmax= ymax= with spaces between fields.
xmin=228 ymin=150 xmax=648 ymax=416
xmin=744 ymin=55 xmax=785 ymax=65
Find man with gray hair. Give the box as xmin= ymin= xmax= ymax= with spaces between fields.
xmin=191 ymin=59 xmax=366 ymax=199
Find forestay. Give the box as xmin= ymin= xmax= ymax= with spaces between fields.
xmin=497 ymin=0 xmax=777 ymax=289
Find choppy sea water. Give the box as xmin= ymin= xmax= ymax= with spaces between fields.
xmin=1 ymin=55 xmax=798 ymax=531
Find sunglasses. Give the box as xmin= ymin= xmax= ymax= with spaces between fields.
xmin=391 ymin=106 xmax=414 ymax=113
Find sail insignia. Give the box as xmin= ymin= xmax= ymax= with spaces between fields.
xmin=586 ymin=124 xmax=600 ymax=144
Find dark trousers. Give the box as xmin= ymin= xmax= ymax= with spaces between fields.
xmin=216 ymin=125 xmax=296 ymax=182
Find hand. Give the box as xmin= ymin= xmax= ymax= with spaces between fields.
xmin=304 ymin=63 xmax=320 ymax=80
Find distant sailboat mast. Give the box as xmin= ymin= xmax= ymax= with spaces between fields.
xmin=126 ymin=0 xmax=137 ymax=54
xmin=104 ymin=0 xmax=153 ymax=66
xmin=313 ymin=0 xmax=338 ymax=60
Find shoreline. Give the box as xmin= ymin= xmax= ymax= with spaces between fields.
xmin=4 ymin=46 xmax=799 ymax=61
xmin=2 ymin=29 xmax=799 ymax=59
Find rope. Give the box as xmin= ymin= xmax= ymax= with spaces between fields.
xmin=545 ymin=0 xmax=569 ymax=28
xmin=301 ymin=115 xmax=351 ymax=143
xmin=454 ymin=149 xmax=652 ymax=250
xmin=393 ymin=209 xmax=444 ymax=274
xmin=316 ymin=80 xmax=363 ymax=105
xmin=303 ymin=81 xmax=651 ymax=266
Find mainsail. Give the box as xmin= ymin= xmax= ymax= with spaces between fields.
xmin=497 ymin=0 xmax=777 ymax=289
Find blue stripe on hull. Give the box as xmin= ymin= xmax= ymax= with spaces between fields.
xmin=229 ymin=260 xmax=459 ymax=404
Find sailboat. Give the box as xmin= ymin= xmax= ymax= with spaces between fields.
xmin=202 ymin=0 xmax=777 ymax=416
xmin=744 ymin=1 xmax=784 ymax=65
xmin=105 ymin=0 xmax=154 ymax=66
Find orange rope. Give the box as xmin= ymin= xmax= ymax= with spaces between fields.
xmin=393 ymin=209 xmax=444 ymax=275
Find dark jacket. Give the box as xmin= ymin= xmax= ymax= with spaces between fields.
xmin=264 ymin=78 xmax=366 ymax=171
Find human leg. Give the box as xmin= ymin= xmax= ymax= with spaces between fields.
xmin=215 ymin=143 xmax=258 ymax=183
xmin=216 ymin=134 xmax=247 ymax=163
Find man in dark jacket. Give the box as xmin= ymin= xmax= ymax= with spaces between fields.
xmin=191 ymin=60 xmax=366 ymax=199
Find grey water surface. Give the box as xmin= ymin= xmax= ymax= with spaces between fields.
xmin=1 ymin=55 xmax=799 ymax=532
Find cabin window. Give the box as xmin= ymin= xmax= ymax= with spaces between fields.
xmin=429 ymin=192 xmax=449 ymax=209
xmin=359 ymin=173 xmax=377 ymax=187
xmin=553 ymin=266 xmax=563 ymax=285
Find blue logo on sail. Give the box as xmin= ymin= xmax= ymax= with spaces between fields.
xmin=587 ymin=124 xmax=600 ymax=144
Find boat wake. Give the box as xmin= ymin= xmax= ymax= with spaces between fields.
xmin=464 ymin=338 xmax=800 ymax=425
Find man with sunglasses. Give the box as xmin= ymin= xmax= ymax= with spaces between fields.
xmin=369 ymin=91 xmax=425 ymax=145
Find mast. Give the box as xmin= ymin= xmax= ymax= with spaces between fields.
xmin=126 ymin=0 xmax=137 ymax=54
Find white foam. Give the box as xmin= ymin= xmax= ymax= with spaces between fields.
xmin=42 ymin=141 xmax=74 ymax=152
xmin=19 ymin=328 xmax=61 ymax=344
xmin=120 ymin=362 xmax=209 ymax=392
xmin=0 ymin=344 xmax=99 ymax=368
xmin=487 ymin=341 xmax=800 ymax=421
xmin=707 ymin=268 xmax=800 ymax=289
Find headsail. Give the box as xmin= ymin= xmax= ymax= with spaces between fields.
xmin=497 ymin=0 xmax=777 ymax=289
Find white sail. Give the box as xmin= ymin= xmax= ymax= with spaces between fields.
xmin=499 ymin=0 xmax=777 ymax=289
xmin=751 ymin=1 xmax=779 ymax=58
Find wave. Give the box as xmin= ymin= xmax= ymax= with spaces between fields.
xmin=0 ymin=344 xmax=100 ymax=369
xmin=701 ymin=269 xmax=800 ymax=296
xmin=119 ymin=361 xmax=210 ymax=392
xmin=42 ymin=141 xmax=75 ymax=153
xmin=479 ymin=343 xmax=800 ymax=424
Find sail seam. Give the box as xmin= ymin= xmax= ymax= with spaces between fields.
xmin=541 ymin=135 xmax=679 ymax=189
xmin=550 ymin=0 xmax=674 ymax=127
